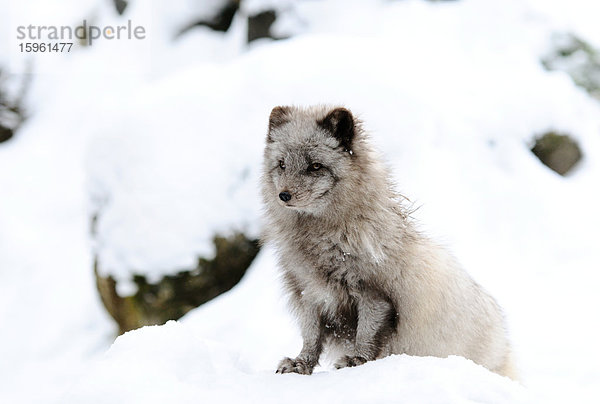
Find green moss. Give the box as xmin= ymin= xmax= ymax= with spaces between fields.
xmin=542 ymin=33 xmax=600 ymax=99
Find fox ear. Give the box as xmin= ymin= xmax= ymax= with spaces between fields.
xmin=318 ymin=107 xmax=355 ymax=152
xmin=268 ymin=106 xmax=292 ymax=141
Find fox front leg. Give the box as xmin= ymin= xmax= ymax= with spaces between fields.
xmin=335 ymin=296 xmax=395 ymax=369
xmin=276 ymin=304 xmax=323 ymax=375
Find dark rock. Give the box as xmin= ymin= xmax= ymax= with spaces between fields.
xmin=248 ymin=10 xmax=277 ymax=43
xmin=0 ymin=68 xmax=26 ymax=144
xmin=178 ymin=1 xmax=240 ymax=36
xmin=0 ymin=103 xmax=20 ymax=144
xmin=113 ymin=0 xmax=128 ymax=16
xmin=95 ymin=232 xmax=260 ymax=334
xmin=531 ymin=131 xmax=582 ymax=176
xmin=0 ymin=125 xmax=13 ymax=143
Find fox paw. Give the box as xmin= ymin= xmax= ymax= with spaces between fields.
xmin=334 ymin=355 xmax=367 ymax=369
xmin=276 ymin=357 xmax=314 ymax=375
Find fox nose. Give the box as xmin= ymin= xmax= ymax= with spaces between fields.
xmin=279 ymin=191 xmax=292 ymax=202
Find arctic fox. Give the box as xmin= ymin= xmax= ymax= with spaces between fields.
xmin=261 ymin=105 xmax=517 ymax=379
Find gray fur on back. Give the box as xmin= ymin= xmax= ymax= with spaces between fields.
xmin=261 ymin=105 xmax=516 ymax=379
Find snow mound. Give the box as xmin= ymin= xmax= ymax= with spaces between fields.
xmin=66 ymin=249 xmax=531 ymax=404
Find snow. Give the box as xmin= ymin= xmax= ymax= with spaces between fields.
xmin=1 ymin=0 xmax=600 ymax=403
xmin=65 ymin=248 xmax=533 ymax=404
xmin=70 ymin=328 xmax=524 ymax=404
xmin=525 ymin=0 xmax=600 ymax=49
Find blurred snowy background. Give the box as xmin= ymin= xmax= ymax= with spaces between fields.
xmin=1 ymin=0 xmax=599 ymax=403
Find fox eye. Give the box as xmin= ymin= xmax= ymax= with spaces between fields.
xmin=308 ymin=162 xmax=322 ymax=171
xmin=279 ymin=160 xmax=286 ymax=169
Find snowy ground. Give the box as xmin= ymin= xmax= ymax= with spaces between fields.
xmin=1 ymin=0 xmax=600 ymax=403
xmin=64 ymin=248 xmax=534 ymax=404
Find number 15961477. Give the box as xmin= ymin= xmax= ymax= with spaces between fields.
xmin=19 ymin=42 xmax=73 ymax=52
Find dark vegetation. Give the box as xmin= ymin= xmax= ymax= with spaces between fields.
xmin=542 ymin=33 xmax=600 ymax=100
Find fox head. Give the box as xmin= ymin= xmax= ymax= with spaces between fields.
xmin=262 ymin=105 xmax=362 ymax=216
